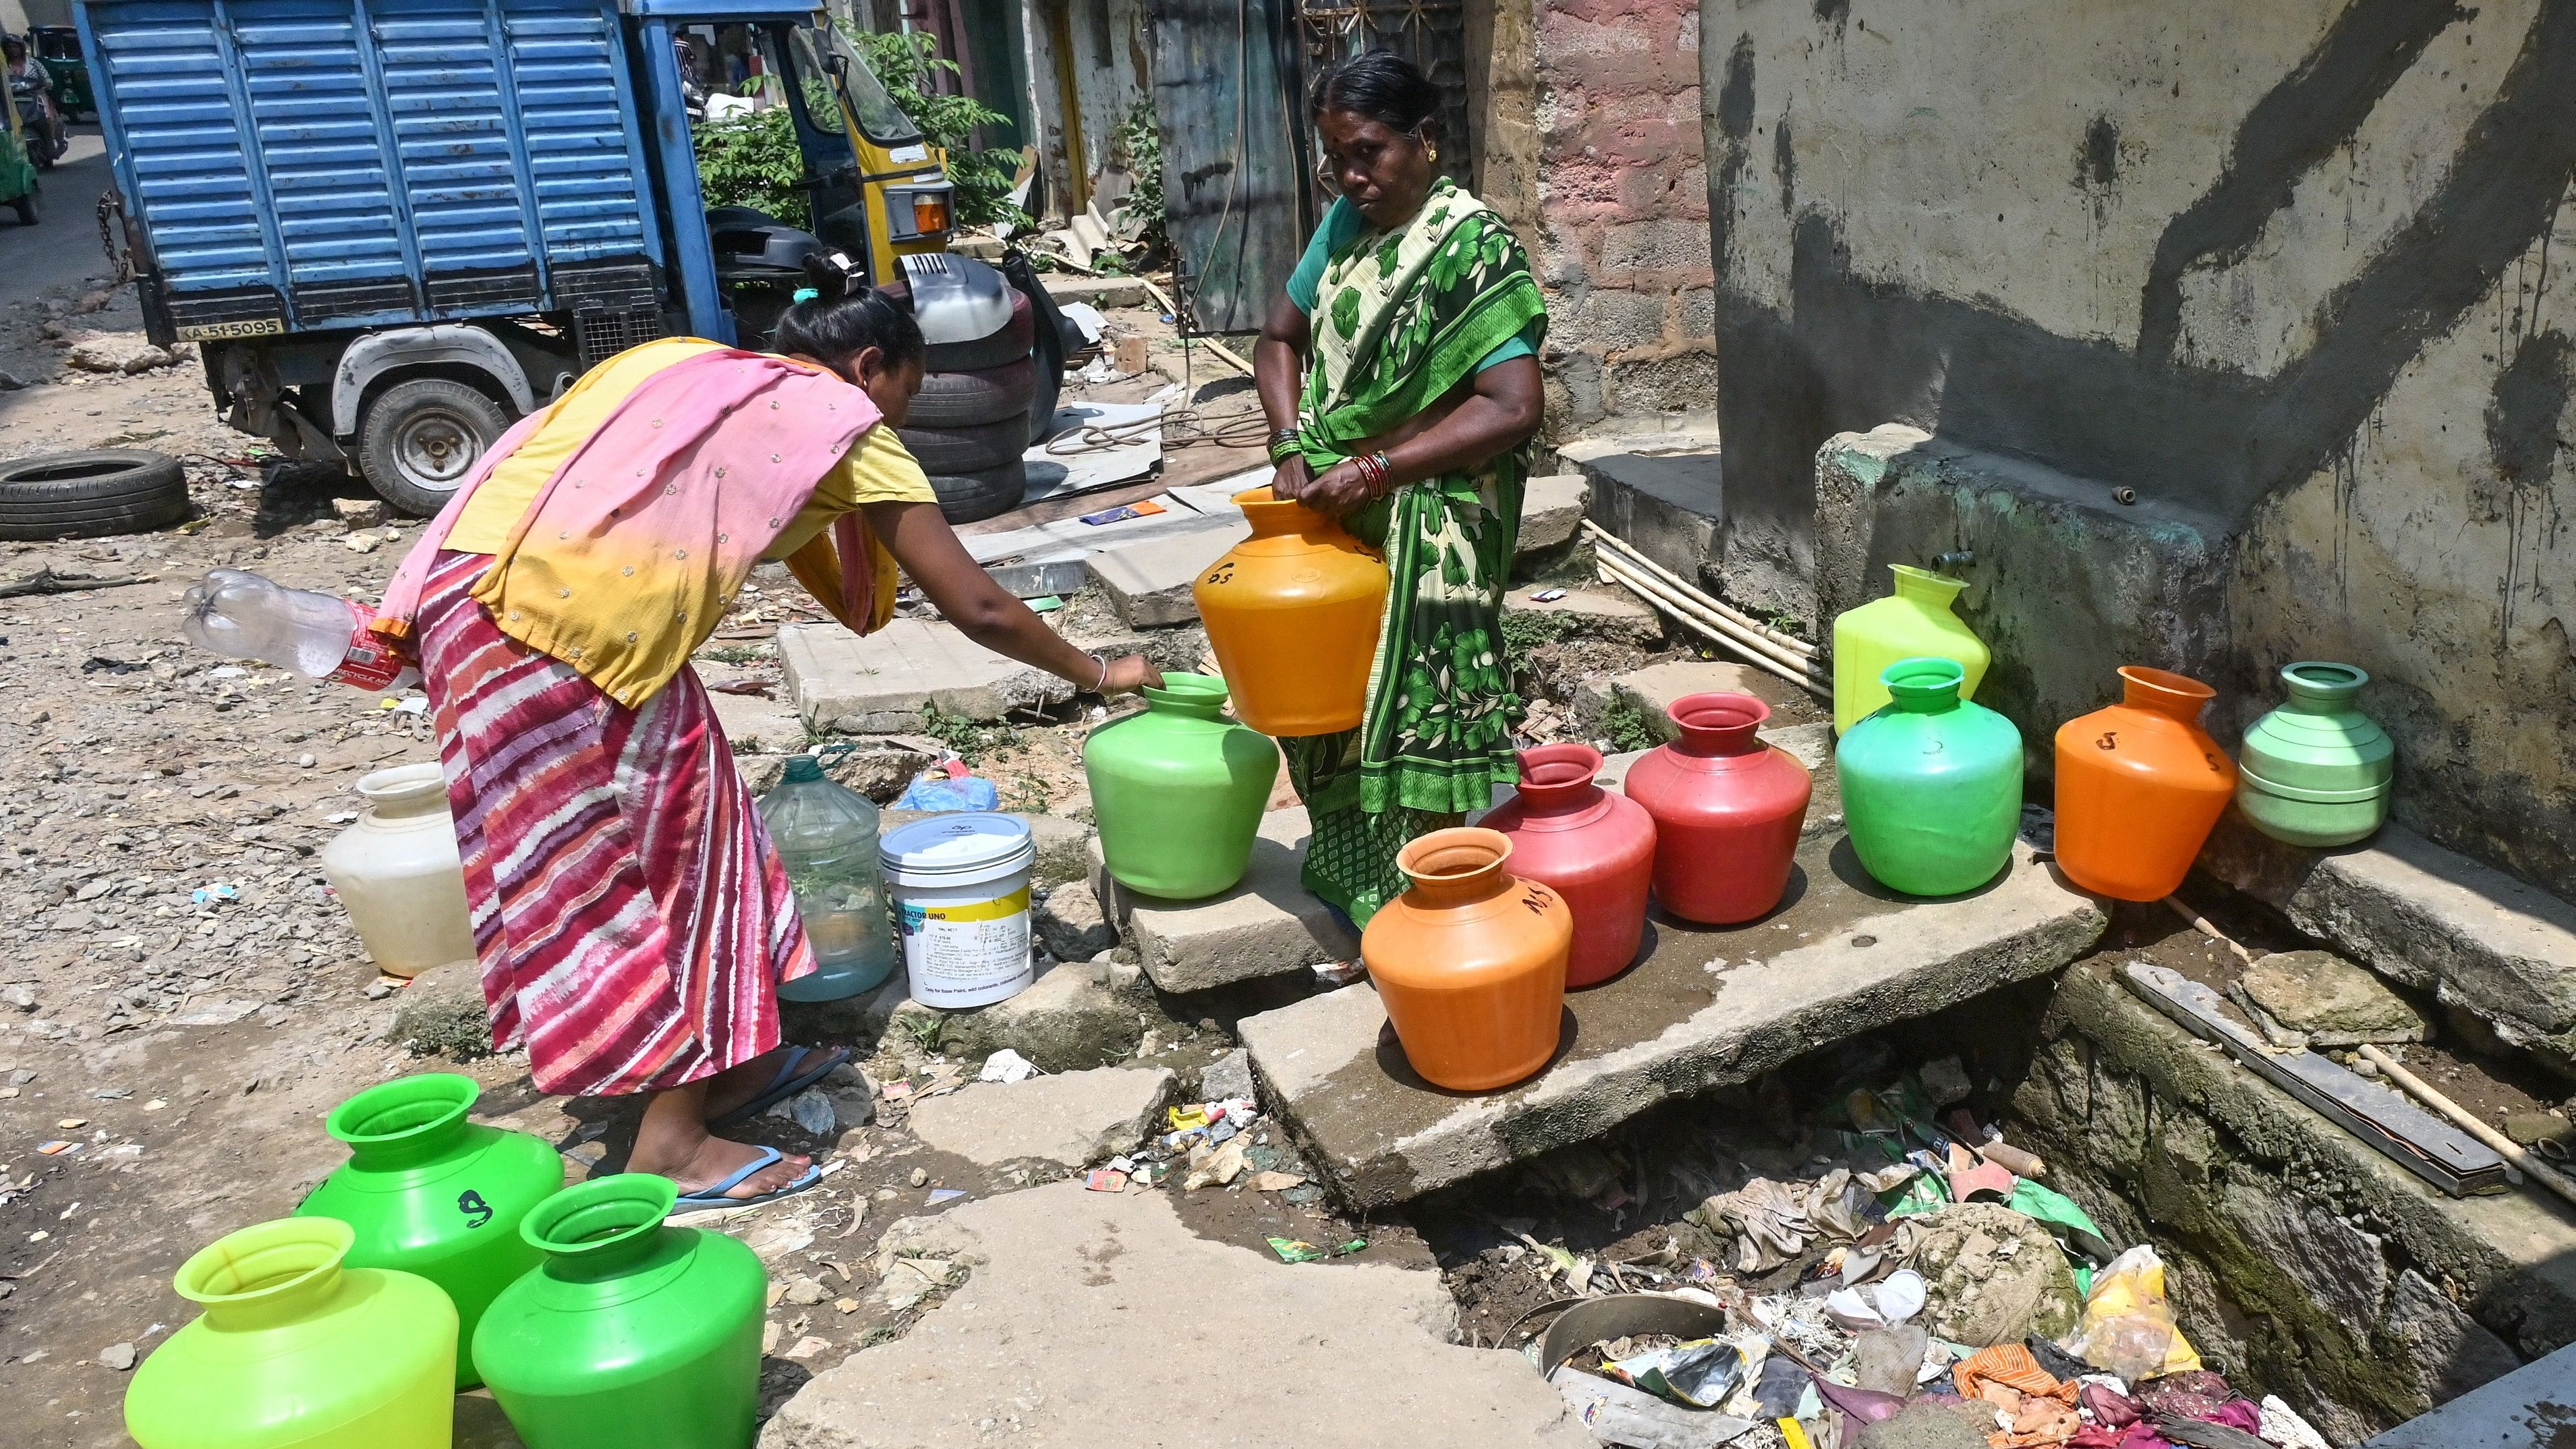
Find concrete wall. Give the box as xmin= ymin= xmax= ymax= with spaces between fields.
xmin=1525 ymin=0 xmax=1717 ymax=432
xmin=1707 ymin=1 xmax=2576 ymax=899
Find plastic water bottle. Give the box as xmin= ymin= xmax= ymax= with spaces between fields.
xmin=757 ymin=754 xmax=898 ymax=1001
xmin=180 ymin=569 xmax=415 ymax=689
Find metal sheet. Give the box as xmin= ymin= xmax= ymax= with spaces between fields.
xmin=1148 ymin=0 xmax=1309 ymax=336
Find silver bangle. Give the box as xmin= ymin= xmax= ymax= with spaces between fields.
xmin=1092 ymin=654 xmax=1110 ymax=692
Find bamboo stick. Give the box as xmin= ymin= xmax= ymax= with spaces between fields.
xmin=1137 ymin=279 xmax=1254 ymax=376
xmin=1595 ymin=555 xmax=1832 ymax=700
xmin=1579 ymin=521 xmax=1821 ymax=657
xmin=2160 ymin=894 xmax=2265 ymax=970
xmin=1596 ymin=552 xmax=1831 ymax=684
xmin=2360 ymin=1044 xmax=2576 ymax=1210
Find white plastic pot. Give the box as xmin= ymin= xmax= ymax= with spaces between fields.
xmin=318 ymin=762 xmax=475 ymax=977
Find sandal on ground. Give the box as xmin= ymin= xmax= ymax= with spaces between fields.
xmin=707 ymin=1044 xmax=851 ymax=1131
xmin=668 ymin=1146 xmax=824 ymax=1214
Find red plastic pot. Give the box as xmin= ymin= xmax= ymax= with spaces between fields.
xmin=1484 ymin=743 xmax=1657 ymax=986
xmin=1622 ymin=692 xmax=1812 ymax=924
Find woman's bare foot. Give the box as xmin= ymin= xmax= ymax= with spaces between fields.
xmin=630 ymin=1081 xmax=811 ymax=1200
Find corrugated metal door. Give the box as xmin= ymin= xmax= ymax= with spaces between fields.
xmin=1296 ymin=0 xmax=1468 ymax=189
xmin=1147 ymin=0 xmax=1309 ymax=337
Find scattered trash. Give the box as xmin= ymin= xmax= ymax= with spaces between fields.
xmin=1085 ymin=1168 xmax=1129 ymax=1193
xmin=978 ymin=1048 xmax=1040 ymax=1085
xmin=1528 ymin=588 xmax=1568 ymax=602
xmin=894 ymin=771 xmax=1001 ymax=813
xmin=2071 ymin=1244 xmax=2201 ymax=1381
xmin=1079 ymin=500 xmax=1166 ymax=525
xmin=925 ymin=1188 xmax=967 ymax=1205
xmin=36 ymin=1141 xmax=74 ymax=1155
xmin=1247 ymin=1170 xmax=1305 ymax=1193
xmin=190 ymin=882 xmax=238 ymax=907
xmin=1267 ymin=1237 xmax=1327 ymax=1263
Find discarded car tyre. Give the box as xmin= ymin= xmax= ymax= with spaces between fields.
xmin=927 ymin=459 xmax=1027 ymax=523
xmin=922 ymin=287 xmax=1035 ymax=374
xmin=0 ymin=447 xmax=189 ymax=540
xmin=899 ymin=412 xmax=1031 ymax=476
xmin=905 ymin=358 xmax=1039 ymax=430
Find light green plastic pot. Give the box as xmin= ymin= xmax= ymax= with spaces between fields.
xmin=1835 ymin=656 xmax=2024 ymax=896
xmin=2237 ymin=660 xmax=2393 ymax=847
xmin=1083 ymin=672 xmax=1277 ymax=900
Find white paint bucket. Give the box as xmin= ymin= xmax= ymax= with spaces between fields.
xmin=879 ymin=813 xmax=1037 ymax=1008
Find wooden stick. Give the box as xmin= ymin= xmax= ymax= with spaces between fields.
xmin=1595 ymin=555 xmax=1833 ymax=700
xmin=2162 ymin=894 xmax=2265 ymax=970
xmin=1137 ymin=279 xmax=1254 ymax=376
xmin=2360 ymin=1044 xmax=2576 ymax=1210
xmin=1580 ymin=521 xmax=1821 ymax=657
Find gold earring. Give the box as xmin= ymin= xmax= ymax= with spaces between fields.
xmin=1427 ymin=144 xmax=1439 ymax=163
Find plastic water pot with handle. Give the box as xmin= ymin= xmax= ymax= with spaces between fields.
xmin=295 ymin=1072 xmax=562 ymax=1389
xmin=1192 ymin=486 xmax=1389 ymax=736
xmin=757 ymin=752 xmax=898 ymax=1000
xmin=472 ymin=1174 xmax=766 ymax=1449
xmin=1836 ymin=657 xmax=2024 ymax=896
xmin=2053 ymin=666 xmax=2237 ymax=901
xmin=1831 ymin=564 xmax=1989 ymax=735
xmin=1083 ymin=672 xmax=1276 ymax=900
xmin=1483 ymin=743 xmax=1656 ymax=986
xmin=124 ymin=1216 xmax=457 ymax=1449
xmin=880 ymin=813 xmax=1037 ymax=1007
xmin=1362 ymin=828 xmax=1573 ymax=1091
xmin=2235 ymin=661 xmax=2394 ymax=847
xmin=318 ymin=762 xmax=474 ymax=977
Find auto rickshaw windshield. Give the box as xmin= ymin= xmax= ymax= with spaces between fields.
xmin=811 ymin=26 xmax=923 ymax=148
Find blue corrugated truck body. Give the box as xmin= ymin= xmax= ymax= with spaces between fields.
xmin=78 ymin=0 xmax=666 ymax=338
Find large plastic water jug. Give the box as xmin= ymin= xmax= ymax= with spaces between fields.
xmin=318 ymin=762 xmax=475 ymax=977
xmin=758 ymin=756 xmax=897 ymax=1000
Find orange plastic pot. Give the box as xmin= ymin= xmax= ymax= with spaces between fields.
xmin=1362 ymin=828 xmax=1572 ymax=1091
xmin=2053 ymin=666 xmax=2238 ymax=901
xmin=1193 ymin=487 xmax=1388 ymax=737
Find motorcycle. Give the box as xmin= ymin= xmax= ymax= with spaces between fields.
xmin=10 ymin=74 xmax=62 ymax=170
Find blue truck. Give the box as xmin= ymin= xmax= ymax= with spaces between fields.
xmin=75 ymin=0 xmax=999 ymax=513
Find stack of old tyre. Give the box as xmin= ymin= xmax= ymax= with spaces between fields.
xmin=894 ymin=283 xmax=1039 ymax=524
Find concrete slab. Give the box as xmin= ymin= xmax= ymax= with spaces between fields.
xmin=1083 ymin=515 xmax=1248 ymax=628
xmin=2362 ymin=1341 xmax=2576 ymax=1447
xmin=1517 ymin=473 xmax=1591 ymax=555
xmin=779 ymin=618 xmax=1075 ymax=734
xmin=1039 ymin=274 xmax=1155 ymax=310
xmin=2198 ymin=813 xmax=2576 ymax=1075
xmin=1504 ymin=585 xmax=1663 ymax=647
xmin=903 ymin=1066 xmax=1175 ymax=1168
xmin=1240 ymin=834 xmax=2105 ymax=1206
xmin=1089 ymin=807 xmax=1361 ymax=993
xmin=1580 ymin=658 xmax=1831 ymax=737
xmin=759 ymin=1180 xmax=1588 ymax=1449
xmin=1562 ymin=441 xmax=1722 ymax=581
xmin=704 ymin=684 xmax=807 ymax=754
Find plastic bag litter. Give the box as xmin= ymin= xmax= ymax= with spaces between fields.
xmin=1603 ymin=1338 xmax=1751 ymax=1409
xmin=896 ymin=772 xmax=1000 ymax=812
xmin=1824 ymin=1268 xmax=1926 ymax=1331
xmin=2070 ymin=1245 xmax=2204 ymax=1381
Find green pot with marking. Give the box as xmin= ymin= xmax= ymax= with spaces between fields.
xmin=296 ymin=1072 xmax=562 ymax=1389
xmin=1835 ymin=656 xmax=2025 ymax=896
xmin=1083 ymin=672 xmax=1277 ymax=900
xmin=2236 ymin=661 xmax=2393 ymax=847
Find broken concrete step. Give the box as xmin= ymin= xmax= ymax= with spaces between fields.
xmin=1083 ymin=515 xmax=1248 ymax=629
xmin=2363 ymin=1340 xmax=2576 ymax=1447
xmin=779 ymin=617 xmax=1074 ymax=733
xmin=1578 ymin=657 xmax=1830 ymax=738
xmin=1504 ymin=585 xmax=1662 ymax=646
xmin=1089 ymin=806 xmax=1360 ymax=994
xmin=1517 ymin=472 xmax=1591 ymax=555
xmin=1559 ymin=437 xmax=1721 ymax=581
xmin=1240 ymin=833 xmax=2106 ymax=1207
xmin=904 ymin=1065 xmax=1174 ymax=1168
xmin=1039 ymin=274 xmax=1157 ymax=310
xmin=2198 ymin=812 xmax=2576 ymax=1075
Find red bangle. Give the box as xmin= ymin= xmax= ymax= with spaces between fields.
xmin=1353 ymin=450 xmax=1393 ymax=491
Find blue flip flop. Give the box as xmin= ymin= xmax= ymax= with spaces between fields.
xmin=708 ymin=1044 xmax=851 ymax=1131
xmin=668 ymin=1146 xmax=824 ymax=1214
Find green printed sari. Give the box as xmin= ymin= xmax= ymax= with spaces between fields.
xmin=1280 ymin=177 xmax=1549 ymax=926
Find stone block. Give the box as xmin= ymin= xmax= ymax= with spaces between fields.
xmin=1033 ymin=880 xmax=1117 ymax=962
xmin=705 ymin=683 xmax=807 ymax=755
xmin=1600 ymin=218 xmax=1713 ymax=274
xmin=2239 ymin=948 xmax=2426 ymax=1046
xmin=867 ymin=957 xmax=1172 ymax=1073
xmin=1083 ymin=517 xmax=1248 ymax=629
xmin=903 ymin=1066 xmax=1174 ymax=1168
xmin=1240 ymin=832 xmax=2104 ymax=1206
xmin=2198 ymin=812 xmax=2576 ymax=1074
xmin=1563 ymin=441 xmax=1721 ymax=581
xmin=2223 ymin=1181 xmax=2390 ymax=1337
xmin=2382 ymin=1268 xmax=2525 ymax=1410
xmin=1581 ymin=658 xmax=1829 ymax=739
xmin=780 ymin=618 xmax=1075 ymax=735
xmin=880 ymin=808 xmax=1093 ymax=891
xmin=1503 ymin=586 xmax=1663 ymax=648
xmin=1516 ymin=473 xmax=1591 ymax=556
xmin=1089 ymin=807 xmax=1360 ymax=994
xmin=1039 ymin=274 xmax=1155 ymax=310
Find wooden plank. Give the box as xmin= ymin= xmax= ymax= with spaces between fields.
xmin=2121 ymin=962 xmax=2507 ymax=1197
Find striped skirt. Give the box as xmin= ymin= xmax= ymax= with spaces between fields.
xmin=415 ymin=549 xmax=814 ymax=1098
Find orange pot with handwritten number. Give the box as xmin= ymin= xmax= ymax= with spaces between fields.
xmin=1363 ymin=828 xmax=1572 ymax=1091
xmin=1193 ymin=487 xmax=1388 ymax=737
xmin=2053 ymin=666 xmax=2238 ymax=901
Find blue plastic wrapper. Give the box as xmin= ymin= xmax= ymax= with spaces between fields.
xmin=896 ymin=774 xmax=1001 ymax=812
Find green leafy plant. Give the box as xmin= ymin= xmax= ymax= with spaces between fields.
xmin=1595 ymin=694 xmax=1661 ymax=755
xmin=1499 ymin=608 xmax=1577 ymax=681
xmin=840 ymin=27 xmax=1027 ymax=231
xmin=693 ymin=100 xmax=811 ymax=229
xmin=1108 ymin=98 xmax=1168 ymax=263
xmin=919 ymin=702 xmax=1016 ymax=767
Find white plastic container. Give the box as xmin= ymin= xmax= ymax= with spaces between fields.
xmin=318 ymin=762 xmax=476 ymax=977
xmin=879 ymin=813 xmax=1037 ymax=1008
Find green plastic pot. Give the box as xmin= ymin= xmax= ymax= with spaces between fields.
xmin=473 ymin=1174 xmax=768 ymax=1449
xmin=2237 ymin=660 xmax=2393 ymax=847
xmin=295 ymin=1072 xmax=562 ymax=1389
xmin=1083 ymin=672 xmax=1277 ymax=900
xmin=1836 ymin=656 xmax=2024 ymax=895
xmin=125 ymin=1216 xmax=457 ymax=1449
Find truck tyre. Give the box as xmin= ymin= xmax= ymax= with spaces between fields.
xmin=360 ymin=376 xmax=510 ymax=517
xmin=906 ymin=358 xmax=1037 ymax=429
xmin=926 ymin=459 xmax=1027 ymax=524
xmin=921 ymin=288 xmax=1034 ymax=373
xmin=0 ymin=447 xmax=189 ymax=540
xmin=11 ymin=180 xmax=38 ymax=227
xmin=898 ymin=413 xmax=1030 ymax=476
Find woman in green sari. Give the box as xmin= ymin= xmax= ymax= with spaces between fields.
xmin=1254 ymin=52 xmax=1549 ymax=926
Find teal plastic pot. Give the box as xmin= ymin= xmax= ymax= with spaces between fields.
xmin=1083 ymin=673 xmax=1276 ymax=899
xmin=473 ymin=1174 xmax=767 ymax=1449
xmin=1836 ymin=656 xmax=2024 ymax=895
xmin=2237 ymin=660 xmax=2393 ymax=847
xmin=295 ymin=1072 xmax=562 ymax=1389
